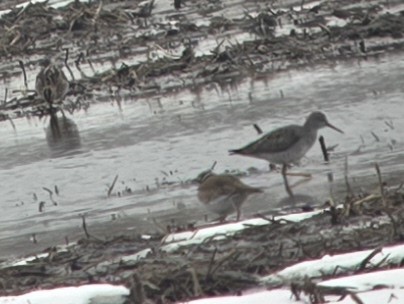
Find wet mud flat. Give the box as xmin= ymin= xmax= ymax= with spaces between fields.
xmin=1 ymin=180 xmax=404 ymax=303
xmin=0 ymin=0 xmax=404 ymax=302
xmin=0 ymin=0 xmax=404 ymax=118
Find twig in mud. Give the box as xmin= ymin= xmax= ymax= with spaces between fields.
xmin=253 ymin=123 xmax=263 ymax=135
xmin=174 ymin=0 xmax=181 ymax=9
xmin=3 ymin=88 xmax=7 ymax=105
xmin=107 ymin=174 xmax=119 ymax=197
xmin=344 ymin=156 xmax=353 ymax=198
xmin=356 ymin=246 xmax=382 ymax=273
xmin=248 ymin=92 xmax=253 ymax=103
xmin=55 ymin=185 xmax=59 ymax=196
xmin=18 ymin=60 xmax=28 ymax=91
xmin=210 ymin=161 xmax=217 ymax=171
xmin=39 ymin=201 xmax=45 ymax=212
xmin=75 ymin=52 xmax=86 ymax=78
xmin=8 ymin=116 xmax=16 ymax=132
xmin=349 ymin=291 xmax=365 ymax=304
xmin=43 ymin=187 xmax=57 ymax=205
xmin=375 ymin=163 xmax=386 ymax=207
xmin=372 ymin=252 xmax=390 ymax=269
xmin=384 ymin=120 xmax=394 ymax=130
xmin=210 ymin=249 xmax=239 ymax=276
xmin=319 ymin=136 xmax=329 ymax=162
xmin=63 ymin=48 xmax=75 ymax=81
xmin=384 ymin=210 xmax=397 ymax=240
xmin=151 ymin=218 xmax=169 ymax=236
xmin=352 ymin=193 xmax=380 ymax=207
xmin=87 ymin=58 xmax=96 ymax=75
xmin=129 ymin=273 xmax=145 ymax=304
xmin=370 ymin=131 xmax=380 ymax=142
xmin=188 ymin=267 xmax=203 ymax=297
xmin=206 ymin=247 xmax=217 ymax=279
xmin=81 ymin=215 xmax=90 ymax=239
xmin=92 ymin=1 xmax=103 ymax=25
xmin=359 ymin=40 xmax=366 ymax=53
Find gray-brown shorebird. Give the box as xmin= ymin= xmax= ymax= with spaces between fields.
xmin=229 ymin=111 xmax=343 ymax=196
xmin=196 ymin=170 xmax=262 ymax=222
xmin=35 ymin=59 xmax=69 ymax=105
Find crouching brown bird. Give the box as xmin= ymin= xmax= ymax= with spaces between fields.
xmin=196 ymin=170 xmax=262 ymax=222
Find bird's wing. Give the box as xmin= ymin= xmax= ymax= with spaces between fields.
xmin=198 ymin=176 xmax=239 ymax=203
xmin=239 ymin=125 xmax=302 ymax=155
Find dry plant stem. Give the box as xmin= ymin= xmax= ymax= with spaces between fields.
xmin=43 ymin=187 xmax=57 ymax=205
xmin=353 ymin=193 xmax=380 ymax=207
xmin=253 ymin=123 xmax=263 ymax=134
xmin=129 ymin=273 xmax=145 ymax=304
xmin=285 ymin=172 xmax=312 ymax=178
xmin=349 ymin=292 xmax=365 ymax=304
xmin=107 ymin=174 xmax=119 ymax=197
xmin=210 ymin=249 xmax=238 ymax=276
xmin=355 ymin=246 xmax=382 ymax=273
xmin=81 ymin=215 xmax=90 ymax=239
xmin=3 ymin=88 xmax=7 ymax=104
xmin=206 ymin=247 xmax=217 ymax=279
xmin=375 ymin=163 xmax=386 ymax=207
xmin=344 ymin=156 xmax=353 ymax=196
xmin=371 ymin=131 xmax=380 ymax=142
xmin=8 ymin=116 xmax=16 ymax=131
xmin=210 ymin=160 xmax=217 ymax=171
xmin=18 ymin=60 xmax=28 ymax=90
xmin=188 ymin=267 xmax=203 ymax=297
xmin=64 ymin=48 xmax=75 ymax=81
xmin=319 ymin=135 xmax=329 ymax=162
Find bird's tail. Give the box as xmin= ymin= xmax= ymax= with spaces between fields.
xmin=229 ymin=148 xmax=243 ymax=155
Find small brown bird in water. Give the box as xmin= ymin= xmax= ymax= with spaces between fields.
xmin=35 ymin=58 xmax=69 ymax=105
xmin=196 ymin=170 xmax=262 ymax=222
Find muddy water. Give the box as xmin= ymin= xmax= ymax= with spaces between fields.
xmin=1 ymin=53 xmax=404 ymax=258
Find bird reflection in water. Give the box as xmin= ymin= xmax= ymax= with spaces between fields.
xmin=46 ymin=111 xmax=81 ymax=155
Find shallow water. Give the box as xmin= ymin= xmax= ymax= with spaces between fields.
xmin=1 ymin=52 xmax=404 ymax=258
xmin=1 ymin=0 xmax=404 ymax=258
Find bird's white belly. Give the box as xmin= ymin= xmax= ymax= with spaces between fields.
xmin=205 ymin=195 xmax=243 ymax=216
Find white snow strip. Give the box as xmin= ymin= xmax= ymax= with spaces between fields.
xmin=120 ymin=248 xmax=152 ymax=263
xmin=177 ymin=288 xmax=308 ymax=304
xmin=1 ymin=243 xmax=75 ymax=269
xmin=163 ymin=209 xmax=325 ymax=245
xmin=177 ymin=287 xmax=404 ymax=304
xmin=0 ymin=284 xmax=129 ymax=304
xmin=318 ymin=268 xmax=404 ymax=291
xmin=327 ymin=288 xmax=404 ymax=304
xmin=3 ymin=252 xmax=49 ymax=267
xmin=263 ymin=244 xmax=404 ymax=285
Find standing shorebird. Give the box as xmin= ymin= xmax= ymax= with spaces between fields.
xmin=229 ymin=112 xmax=343 ymax=197
xmin=196 ymin=170 xmax=262 ymax=222
xmin=35 ymin=59 xmax=69 ymax=106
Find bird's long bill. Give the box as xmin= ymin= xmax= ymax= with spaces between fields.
xmin=326 ymin=121 xmax=344 ymax=134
